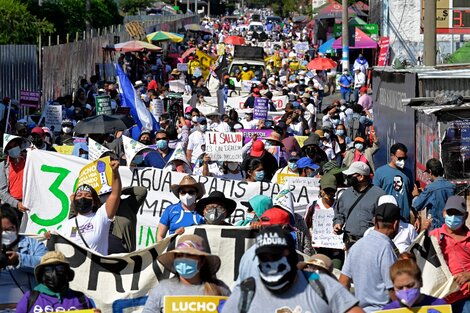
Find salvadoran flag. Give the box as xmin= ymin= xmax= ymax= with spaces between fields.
xmin=115 ymin=63 xmax=159 ymax=132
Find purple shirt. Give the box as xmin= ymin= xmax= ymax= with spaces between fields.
xmin=358 ymin=94 xmax=373 ymax=110
xmin=383 ymin=295 xmax=446 ymax=310
xmin=16 ymin=290 xmax=94 ymax=313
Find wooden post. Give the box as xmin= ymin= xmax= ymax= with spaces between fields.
xmin=76 ymin=32 xmax=79 ymax=42
xmin=98 ymin=28 xmax=101 ymax=36
xmin=48 ymin=36 xmax=51 ymax=46
xmin=57 ymin=35 xmax=59 ymax=45
xmin=66 ymin=33 xmax=70 ymax=43
xmin=83 ymin=31 xmax=86 ymax=40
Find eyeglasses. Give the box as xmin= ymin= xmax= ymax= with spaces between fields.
xmin=179 ymin=189 xmax=196 ymax=195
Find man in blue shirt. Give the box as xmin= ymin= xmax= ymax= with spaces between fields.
xmin=144 ymin=130 xmax=174 ymax=169
xmin=412 ymin=158 xmax=455 ymax=230
xmin=338 ymin=70 xmax=353 ymax=102
xmin=373 ymin=143 xmax=414 ymax=222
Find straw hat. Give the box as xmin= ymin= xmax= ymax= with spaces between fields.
xmin=158 ymin=235 xmax=221 ymax=275
xmin=170 ymin=175 xmax=205 ymax=199
xmin=34 ymin=251 xmax=73 ymax=283
xmin=264 ymin=132 xmax=284 ymax=146
xmin=297 ymin=254 xmax=333 ymax=273
xmin=171 ymin=69 xmax=181 ymax=76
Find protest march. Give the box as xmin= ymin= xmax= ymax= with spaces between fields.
xmin=1 ymin=6 xmax=470 ymax=313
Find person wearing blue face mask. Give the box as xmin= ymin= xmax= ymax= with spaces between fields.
xmin=430 ymin=195 xmax=470 ymax=313
xmin=296 ymin=157 xmax=320 ymax=178
xmin=245 ymin=159 xmax=266 ymax=182
xmin=143 ymin=235 xmax=230 ymax=313
xmin=343 ymin=134 xmax=379 ymax=174
xmin=141 ymin=130 xmax=174 ymax=169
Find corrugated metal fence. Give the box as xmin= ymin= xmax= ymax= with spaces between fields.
xmin=1 ymin=14 xmax=198 ymax=105
xmin=42 ymin=14 xmax=199 ymax=102
xmin=0 ymin=45 xmax=38 ymax=102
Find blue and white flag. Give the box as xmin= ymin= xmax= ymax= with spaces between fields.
xmin=115 ymin=64 xmax=159 ymax=132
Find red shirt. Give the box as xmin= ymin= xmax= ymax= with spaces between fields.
xmin=431 ymin=225 xmax=470 ymax=303
xmin=353 ymin=150 xmax=369 ymax=164
xmin=9 ymin=158 xmax=26 ymax=200
xmin=147 ymin=80 xmax=158 ymax=91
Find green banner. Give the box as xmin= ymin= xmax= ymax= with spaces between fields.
xmin=333 ymin=23 xmax=378 ymax=38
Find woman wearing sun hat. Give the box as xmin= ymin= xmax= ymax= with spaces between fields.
xmin=143 ymin=235 xmax=230 ymax=313
xmin=156 ymin=175 xmax=206 ymax=241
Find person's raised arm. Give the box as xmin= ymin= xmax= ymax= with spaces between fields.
xmin=105 ymin=160 xmax=122 ymax=219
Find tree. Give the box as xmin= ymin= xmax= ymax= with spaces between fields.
xmin=35 ymin=0 xmax=122 ymax=37
xmin=118 ymin=0 xmax=153 ymax=14
xmin=0 ymin=0 xmax=54 ymax=44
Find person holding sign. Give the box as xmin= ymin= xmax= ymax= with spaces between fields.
xmin=58 ymin=160 xmax=121 ymax=255
xmin=143 ymin=235 xmax=230 ymax=313
xmin=157 ymin=176 xmax=205 ymax=241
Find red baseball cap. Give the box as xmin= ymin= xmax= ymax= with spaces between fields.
xmin=250 ymin=140 xmax=265 ymax=157
xmin=31 ymin=127 xmax=44 ymax=136
xmin=260 ymin=207 xmax=293 ymax=228
xmin=360 ymin=86 xmax=368 ymax=93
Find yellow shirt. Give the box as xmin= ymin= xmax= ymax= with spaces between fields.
xmin=239 ymin=70 xmax=255 ymax=81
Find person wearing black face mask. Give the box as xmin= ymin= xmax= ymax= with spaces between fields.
xmin=16 ymin=251 xmax=97 ymax=312
xmin=58 ymin=160 xmax=122 ymax=255
xmin=333 ymin=162 xmax=386 ymax=250
xmin=222 ymin=226 xmax=363 ymax=313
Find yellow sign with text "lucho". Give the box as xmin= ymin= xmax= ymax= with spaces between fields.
xmin=164 ymin=296 xmax=228 ymax=313
xmin=76 ymin=156 xmax=113 ymax=195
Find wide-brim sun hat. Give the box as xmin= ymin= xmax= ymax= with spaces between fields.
xmin=196 ymin=191 xmax=237 ymax=217
xmin=157 ymin=234 xmax=221 ymax=275
xmin=34 ymin=251 xmax=72 ymax=282
xmin=170 ymin=175 xmax=205 ymax=199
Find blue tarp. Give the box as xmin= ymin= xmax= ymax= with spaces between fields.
xmin=318 ymin=38 xmax=335 ymax=54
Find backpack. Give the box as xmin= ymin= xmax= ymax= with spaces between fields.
xmin=26 ymin=290 xmax=89 ymax=312
xmin=347 ymin=114 xmax=365 ymax=140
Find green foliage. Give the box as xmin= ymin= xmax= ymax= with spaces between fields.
xmin=0 ymin=0 xmax=54 ymax=44
xmin=118 ymin=0 xmax=153 ymax=14
xmin=37 ymin=0 xmax=122 ymax=37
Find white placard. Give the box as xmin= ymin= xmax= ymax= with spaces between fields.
xmin=312 ymin=208 xmax=344 ymax=249
xmin=168 ymin=80 xmax=186 ymax=93
xmin=204 ymin=131 xmax=243 ymax=162
xmin=150 ymin=99 xmax=164 ymax=120
xmin=45 ymin=104 xmax=62 ymax=132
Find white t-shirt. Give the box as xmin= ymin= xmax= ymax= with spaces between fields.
xmin=240 ymin=119 xmax=257 ymax=130
xmin=59 ymin=204 xmax=112 ymax=255
xmin=364 ymin=221 xmax=417 ymax=253
xmin=187 ymin=130 xmax=205 ymax=164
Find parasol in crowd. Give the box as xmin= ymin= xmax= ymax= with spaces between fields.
xmin=73 ymin=115 xmax=129 ymax=134
xmin=224 ymin=36 xmax=246 ymax=45
xmin=306 ymin=57 xmax=337 ymax=70
xmin=146 ymin=31 xmax=184 ymax=43
xmin=103 ymin=40 xmax=162 ymax=52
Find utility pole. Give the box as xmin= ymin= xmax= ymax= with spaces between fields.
xmin=341 ymin=0 xmax=349 ymax=71
xmin=423 ymin=0 xmax=436 ymax=65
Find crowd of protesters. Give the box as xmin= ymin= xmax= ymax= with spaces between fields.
xmin=0 ymin=9 xmax=468 ymax=313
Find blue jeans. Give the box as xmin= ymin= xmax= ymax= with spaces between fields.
xmin=452 ymin=298 xmax=470 ymax=313
xmin=353 ymin=88 xmax=360 ymax=102
xmin=341 ymin=90 xmax=351 ymax=102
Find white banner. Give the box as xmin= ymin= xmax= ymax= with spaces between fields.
xmin=48 ymin=225 xmax=257 ymax=312
xmin=204 ymin=131 xmax=243 ymax=162
xmin=23 ymin=150 xmax=319 ymax=249
xmin=226 ymin=95 xmax=288 ymax=111
xmin=311 ymin=208 xmax=344 ymax=249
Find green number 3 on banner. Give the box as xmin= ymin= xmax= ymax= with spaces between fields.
xmin=30 ymin=165 xmax=72 ymax=227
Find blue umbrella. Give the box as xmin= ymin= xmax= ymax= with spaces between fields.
xmin=318 ymin=38 xmax=335 ymax=54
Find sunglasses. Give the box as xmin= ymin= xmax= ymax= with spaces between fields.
xmin=179 ymin=189 xmax=196 ymax=195
xmin=395 ymin=155 xmax=408 ymax=161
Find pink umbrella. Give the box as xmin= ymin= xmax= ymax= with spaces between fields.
xmin=104 ymin=40 xmax=162 ymax=52
xmin=224 ymin=36 xmax=246 ymax=45
xmin=181 ymin=47 xmax=196 ymax=60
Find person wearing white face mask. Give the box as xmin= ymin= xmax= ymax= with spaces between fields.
xmin=0 ymin=134 xmax=30 ymax=222
xmin=373 ymin=143 xmax=414 ymax=223
xmin=157 ymin=176 xmax=206 ymax=241
xmin=342 ymin=135 xmax=379 ymax=174
xmin=0 ymin=205 xmax=48 ymax=308
xmin=186 ymin=117 xmax=207 ymax=166
xmin=196 ymin=191 xmax=236 ymax=225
